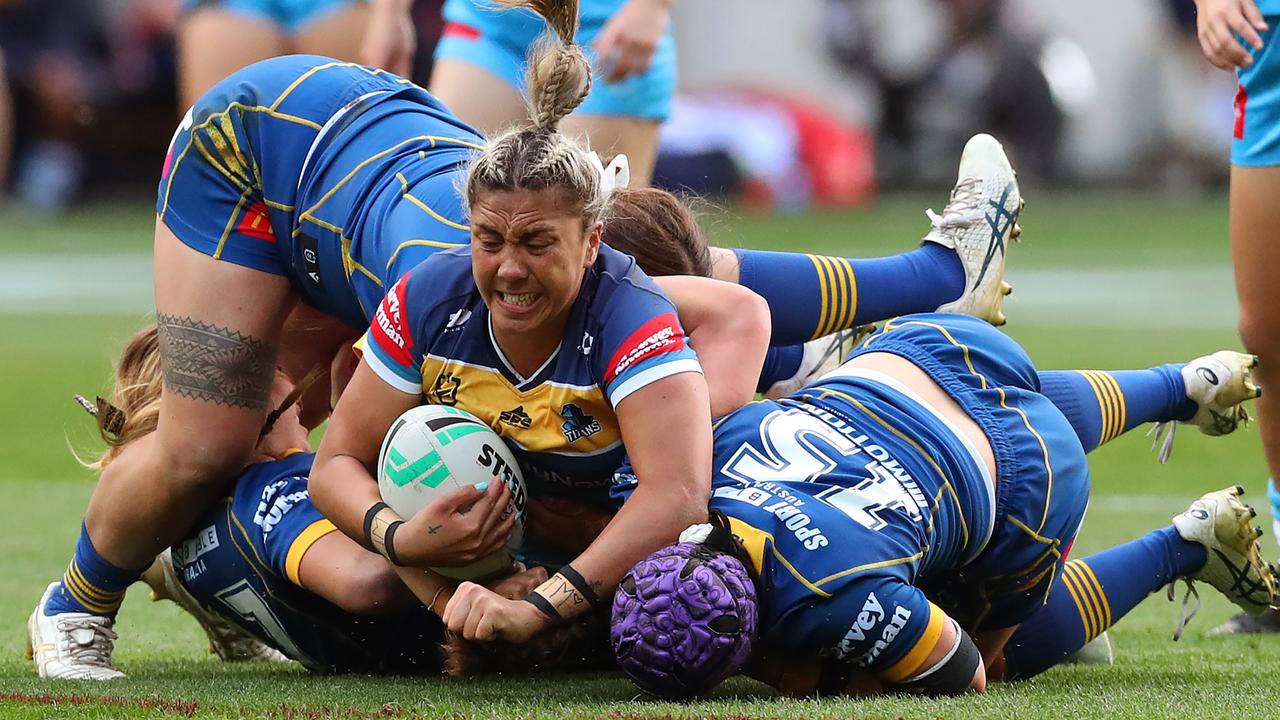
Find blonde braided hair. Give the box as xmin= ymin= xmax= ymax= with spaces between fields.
xmin=465 ymin=0 xmax=609 ymax=224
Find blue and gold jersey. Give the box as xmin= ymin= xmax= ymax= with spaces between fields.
xmin=364 ymin=244 xmax=702 ymax=499
xmin=172 ymin=451 xmax=443 ymax=674
xmin=614 ymin=368 xmax=996 ymax=679
xmin=158 ymin=55 xmax=483 ymax=330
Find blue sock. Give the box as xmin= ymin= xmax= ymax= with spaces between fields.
xmin=757 ymin=345 xmax=805 ymax=394
xmin=44 ymin=522 xmax=141 ymax=617
xmin=1036 ymin=365 xmax=1194 ymax=453
xmin=733 ymin=245 xmax=965 ymax=345
xmin=1001 ymin=526 xmax=1205 ymax=680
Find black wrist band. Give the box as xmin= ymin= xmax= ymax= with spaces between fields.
xmin=363 ymin=501 xmax=389 ymax=549
xmin=382 ymin=520 xmax=405 ymax=566
xmin=558 ymin=564 xmax=600 ymax=607
xmin=524 ymin=591 xmax=562 ymax=622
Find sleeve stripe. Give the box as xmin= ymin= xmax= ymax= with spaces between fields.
xmin=881 ymin=601 xmax=946 ymax=682
xmin=363 ymin=337 xmax=423 ymax=395
xmin=285 ymin=519 xmax=338 ymax=587
xmin=608 ymin=358 xmax=703 ymax=407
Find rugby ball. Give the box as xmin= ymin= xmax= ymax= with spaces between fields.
xmin=376 ymin=405 xmax=526 ymax=581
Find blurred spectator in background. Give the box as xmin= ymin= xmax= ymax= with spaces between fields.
xmin=0 ymin=0 xmax=107 ymax=212
xmin=1153 ymin=0 xmax=1235 ymax=191
xmin=177 ymin=0 xmax=415 ymax=109
xmin=652 ymin=92 xmax=877 ymax=212
xmin=0 ymin=48 xmax=12 ymax=205
xmin=825 ymin=0 xmax=1064 ymax=186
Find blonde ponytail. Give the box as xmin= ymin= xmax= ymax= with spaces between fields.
xmin=466 ymin=0 xmax=611 ymax=222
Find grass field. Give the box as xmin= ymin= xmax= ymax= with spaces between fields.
xmin=1 ymin=192 xmax=1277 ymax=719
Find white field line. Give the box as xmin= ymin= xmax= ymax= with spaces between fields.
xmin=1085 ymin=493 xmax=1194 ymax=513
xmin=0 ymin=254 xmax=153 ymax=315
xmin=0 ymin=255 xmax=1239 ymax=328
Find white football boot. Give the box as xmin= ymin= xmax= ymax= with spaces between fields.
xmin=1168 ymin=486 xmax=1279 ymax=639
xmin=926 ymin=133 xmax=1023 ymax=326
xmin=1149 ymin=352 xmax=1260 ymax=463
xmin=1063 ymin=631 xmax=1114 ymax=665
xmin=762 ymin=326 xmax=868 ymax=400
xmin=26 ymin=582 xmax=125 ymax=680
xmin=141 ymin=549 xmax=289 ymax=663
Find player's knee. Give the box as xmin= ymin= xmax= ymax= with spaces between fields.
xmin=155 ymin=436 xmax=254 ymax=496
xmin=1237 ymin=307 xmax=1280 ymax=359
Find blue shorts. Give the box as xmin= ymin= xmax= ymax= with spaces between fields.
xmin=856 ymin=314 xmax=1091 ymax=629
xmin=157 ymin=55 xmax=420 ymax=279
xmin=182 ymin=0 xmax=359 ymax=33
xmin=1234 ymin=7 xmax=1280 ymax=166
xmin=435 ymin=0 xmax=676 ymax=120
xmin=294 ymin=99 xmax=478 ymax=327
xmin=158 ymin=54 xmax=481 ymax=329
xmin=173 ymin=452 xmax=443 ymax=674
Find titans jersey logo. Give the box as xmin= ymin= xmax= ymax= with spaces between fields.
xmin=561 ymin=404 xmax=603 ymax=443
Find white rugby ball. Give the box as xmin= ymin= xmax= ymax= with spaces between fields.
xmin=376 ymin=405 xmax=526 ymax=581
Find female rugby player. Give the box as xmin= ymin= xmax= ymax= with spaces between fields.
xmin=177 ymin=0 xmax=414 ymax=110
xmin=1190 ymin=0 xmax=1280 ymax=633
xmin=28 ymin=0 xmax=1022 ymax=677
xmin=54 ymin=319 xmax=1267 ymax=679
xmin=608 ymin=313 xmax=1277 ymax=698
xmin=34 ymin=326 xmax=548 ymax=674
xmin=308 ymin=0 xmax=727 ymax=644
xmin=431 ymin=0 xmax=677 ymax=186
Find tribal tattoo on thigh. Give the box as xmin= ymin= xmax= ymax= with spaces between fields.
xmin=156 ymin=314 xmax=276 ymax=409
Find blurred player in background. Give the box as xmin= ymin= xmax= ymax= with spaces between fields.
xmin=177 ymin=0 xmax=416 ymax=108
xmin=1191 ymin=0 xmax=1280 ymax=632
xmin=429 ymin=0 xmax=675 ymax=185
xmin=606 ymin=313 xmax=1274 ymax=698
xmin=0 ymin=0 xmax=102 ymax=212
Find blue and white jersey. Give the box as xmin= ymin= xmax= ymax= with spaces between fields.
xmin=364 ymin=243 xmax=702 ymax=499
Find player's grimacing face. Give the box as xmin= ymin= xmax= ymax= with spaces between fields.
xmin=469 ymin=188 xmax=601 ymax=351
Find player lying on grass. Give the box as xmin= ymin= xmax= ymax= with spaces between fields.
xmin=44 ymin=312 xmax=1267 ymax=678
xmin=492 ymin=313 xmax=1276 ymax=698
xmin=28 ymin=27 xmax=1024 ymax=677
xmin=308 ymin=6 xmax=1021 ymax=652
xmin=32 ymin=325 xmax=549 ymax=674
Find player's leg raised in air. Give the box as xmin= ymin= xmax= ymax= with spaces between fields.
xmin=601 ymin=133 xmax=1024 ymax=398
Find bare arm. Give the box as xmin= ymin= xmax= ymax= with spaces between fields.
xmin=655 ymin=275 xmax=770 ymax=418
xmin=591 ymin=0 xmax=672 ymax=83
xmin=360 ymin=0 xmax=416 ymax=75
xmin=571 ymin=371 xmax=713 ymax=589
xmin=1194 ymin=0 xmax=1268 ymax=69
xmin=444 ymin=371 xmax=713 ymax=642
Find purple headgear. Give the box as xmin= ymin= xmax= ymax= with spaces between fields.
xmin=609 ymin=520 xmax=758 ymax=698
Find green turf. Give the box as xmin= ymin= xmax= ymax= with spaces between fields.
xmin=1 ymin=193 xmax=1277 ymax=719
